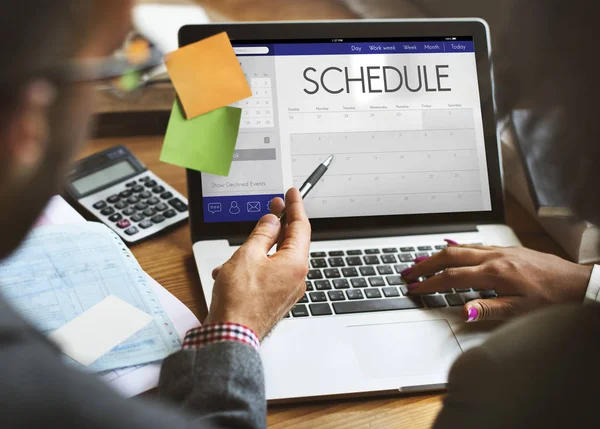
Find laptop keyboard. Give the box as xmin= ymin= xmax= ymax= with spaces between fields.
xmin=287 ymin=243 xmax=497 ymax=318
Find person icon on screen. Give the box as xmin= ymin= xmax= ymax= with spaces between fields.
xmin=229 ymin=201 xmax=241 ymax=215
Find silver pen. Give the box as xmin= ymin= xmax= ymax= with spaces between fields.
xmin=278 ymin=155 xmax=334 ymax=224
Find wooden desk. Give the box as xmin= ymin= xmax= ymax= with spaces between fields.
xmin=81 ymin=135 xmax=570 ymax=428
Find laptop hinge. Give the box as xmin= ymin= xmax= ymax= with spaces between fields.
xmin=226 ymin=223 xmax=478 ymax=246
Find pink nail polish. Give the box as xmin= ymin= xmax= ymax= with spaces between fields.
xmin=400 ymin=267 xmax=413 ymax=277
xmin=407 ymin=283 xmax=420 ymax=291
xmin=466 ymin=307 xmax=479 ymax=322
xmin=413 ymin=256 xmax=429 ymax=263
xmin=444 ymin=239 xmax=459 ymax=246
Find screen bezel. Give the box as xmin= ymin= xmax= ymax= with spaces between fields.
xmin=181 ymin=20 xmax=504 ymax=243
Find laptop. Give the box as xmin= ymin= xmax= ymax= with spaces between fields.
xmin=184 ymin=19 xmax=521 ymax=401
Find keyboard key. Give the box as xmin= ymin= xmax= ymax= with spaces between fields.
xmin=147 ymin=197 xmax=159 ymax=205
xmin=435 ymin=245 xmax=447 ymax=250
xmin=328 ymin=250 xmax=345 ymax=256
xmin=160 ymin=191 xmax=173 ymax=200
xmin=386 ymin=275 xmax=403 ymax=286
xmin=151 ymin=214 xmax=165 ymax=224
xmin=382 ymin=248 xmax=398 ymax=253
xmin=328 ymin=257 xmax=345 ymax=267
xmin=399 ymin=253 xmax=413 ymax=262
xmin=423 ymin=295 xmax=447 ymax=308
xmin=333 ymin=279 xmax=350 ymax=289
xmin=168 ymin=198 xmax=188 ymax=213
xmin=114 ymin=201 xmax=128 ymax=210
xmin=324 ymin=268 xmax=341 ymax=279
xmin=382 ymin=287 xmax=400 ymax=297
xmin=341 ymin=267 xmax=359 ymax=277
xmin=144 ymin=179 xmax=157 ymax=188
xmin=139 ymin=191 xmax=152 ymax=199
xmin=400 ymin=247 xmax=415 ymax=252
xmin=125 ymin=181 xmax=136 ymax=187
xmin=365 ymin=289 xmax=382 ymax=299
xmin=123 ymin=207 xmax=136 ymax=216
xmin=445 ymin=294 xmax=464 ymax=307
xmin=346 ymin=250 xmax=363 ymax=255
xmin=311 ymin=259 xmax=327 ymax=268
xmin=328 ymin=291 xmax=346 ymax=301
xmin=415 ymin=252 xmax=429 ymax=258
xmin=309 ymin=292 xmax=327 ymax=302
xmin=127 ymin=196 xmax=140 ymax=204
xmin=315 ymin=280 xmax=332 ymax=291
xmin=132 ymin=185 xmax=144 ymax=193
xmin=155 ymin=203 xmax=168 ymax=211
xmin=138 ymin=176 xmax=150 ymax=182
xmin=381 ymin=254 xmax=397 ymax=264
xmin=307 ymin=270 xmax=323 ymax=280
xmin=143 ymin=208 xmax=156 ymax=217
xmin=333 ymin=297 xmax=424 ymax=314
xmin=152 ymin=185 xmax=165 ymax=194
xmin=139 ymin=220 xmax=153 ymax=229
xmin=365 ymin=249 xmax=380 ymax=254
xmin=131 ymin=213 xmax=144 ymax=222
xmin=418 ymin=246 xmax=433 ymax=251
xmin=305 ymin=281 xmax=314 ymax=291
xmin=480 ymin=290 xmax=497 ymax=299
xmin=164 ymin=209 xmax=177 ymax=218
xmin=311 ymin=252 xmax=326 ymax=257
xmin=309 ymin=303 xmax=333 ymax=316
xmin=399 ymin=285 xmax=409 ymax=295
xmin=297 ymin=294 xmax=309 ymax=304
xmin=363 ymin=255 xmax=380 ymax=265
xmin=93 ymin=201 xmax=106 ymax=209
xmin=455 ymin=288 xmax=471 ymax=293
xmin=116 ymin=219 xmax=131 ymax=229
xmin=119 ymin=190 xmax=132 ymax=198
xmin=107 ymin=195 xmax=119 ymax=203
xmin=291 ymin=305 xmax=309 ymax=317
xmin=377 ymin=265 xmax=394 ymax=275
xmin=124 ymin=226 xmax=139 ymax=236
xmin=351 ymin=277 xmax=368 ymax=288
xmin=108 ymin=213 xmax=122 ymax=222
xmin=346 ymin=256 xmax=363 ymax=266
xmin=359 ymin=266 xmax=376 ymax=276
xmin=135 ymin=202 xmax=148 ymax=211
xmin=346 ymin=289 xmax=364 ymax=300
xmin=100 ymin=207 xmax=115 ymax=216
xmin=394 ymin=264 xmax=410 ymax=274
xmin=368 ymin=277 xmax=385 ymax=287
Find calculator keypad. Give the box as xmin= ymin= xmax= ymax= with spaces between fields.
xmin=84 ymin=172 xmax=188 ymax=243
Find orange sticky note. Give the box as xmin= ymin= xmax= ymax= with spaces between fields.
xmin=165 ymin=32 xmax=251 ymax=119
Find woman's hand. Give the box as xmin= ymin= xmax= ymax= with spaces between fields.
xmin=403 ymin=242 xmax=594 ymax=322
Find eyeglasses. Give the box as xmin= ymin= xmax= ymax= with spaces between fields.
xmin=62 ymin=33 xmax=164 ymax=99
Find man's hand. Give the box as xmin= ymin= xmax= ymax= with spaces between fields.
xmin=404 ymin=242 xmax=594 ymax=322
xmin=204 ymin=188 xmax=311 ymax=340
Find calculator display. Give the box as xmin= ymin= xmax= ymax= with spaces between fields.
xmin=72 ymin=161 xmax=136 ymax=195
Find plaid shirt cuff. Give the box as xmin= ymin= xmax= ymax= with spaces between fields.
xmin=182 ymin=323 xmax=260 ymax=351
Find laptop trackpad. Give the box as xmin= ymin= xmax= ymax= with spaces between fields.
xmin=347 ymin=320 xmax=463 ymax=379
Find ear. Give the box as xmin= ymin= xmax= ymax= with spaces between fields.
xmin=2 ymin=80 xmax=56 ymax=184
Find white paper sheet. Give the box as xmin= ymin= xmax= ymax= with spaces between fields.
xmin=49 ymin=296 xmax=153 ymax=366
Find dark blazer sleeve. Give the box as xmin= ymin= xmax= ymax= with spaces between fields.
xmin=434 ymin=303 xmax=600 ymax=429
xmin=0 ymin=298 xmax=266 ymax=429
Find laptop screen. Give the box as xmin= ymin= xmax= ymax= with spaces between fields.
xmin=201 ymin=37 xmax=492 ymax=223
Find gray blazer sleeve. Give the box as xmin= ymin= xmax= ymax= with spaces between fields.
xmin=434 ymin=303 xmax=600 ymax=429
xmin=0 ymin=298 xmax=266 ymax=429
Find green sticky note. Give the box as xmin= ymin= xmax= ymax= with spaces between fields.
xmin=160 ymin=100 xmax=241 ymax=176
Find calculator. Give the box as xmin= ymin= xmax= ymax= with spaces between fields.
xmin=64 ymin=145 xmax=189 ymax=243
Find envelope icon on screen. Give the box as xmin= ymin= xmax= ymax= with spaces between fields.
xmin=247 ymin=201 xmax=261 ymax=213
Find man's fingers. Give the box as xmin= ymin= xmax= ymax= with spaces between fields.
xmin=270 ymin=197 xmax=285 ymax=216
xmin=404 ymin=246 xmax=491 ymax=280
xmin=464 ymin=297 xmax=526 ymax=322
xmin=275 ymin=188 xmax=311 ymax=259
xmin=242 ymin=214 xmax=282 ymax=255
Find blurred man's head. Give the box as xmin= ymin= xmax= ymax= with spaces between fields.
xmin=0 ymin=0 xmax=133 ymax=259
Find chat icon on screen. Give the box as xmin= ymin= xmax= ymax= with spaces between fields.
xmin=208 ymin=202 xmax=222 ymax=214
